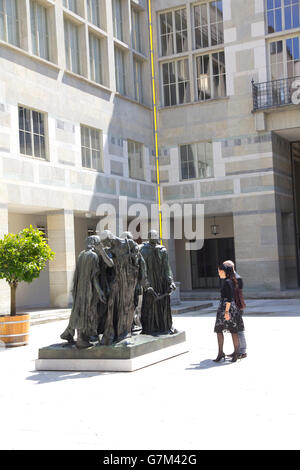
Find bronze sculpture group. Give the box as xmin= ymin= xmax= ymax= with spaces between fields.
xmin=61 ymin=230 xmax=177 ymax=348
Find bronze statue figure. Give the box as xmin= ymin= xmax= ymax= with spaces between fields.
xmin=140 ymin=230 xmax=177 ymax=336
xmin=99 ymin=230 xmax=143 ymax=345
xmin=60 ymin=235 xmax=113 ymax=348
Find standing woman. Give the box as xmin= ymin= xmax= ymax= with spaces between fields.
xmin=213 ymin=263 xmax=244 ymax=363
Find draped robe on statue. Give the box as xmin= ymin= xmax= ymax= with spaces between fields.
xmin=140 ymin=242 xmax=174 ymax=335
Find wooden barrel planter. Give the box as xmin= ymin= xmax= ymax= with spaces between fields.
xmin=0 ymin=314 xmax=30 ymax=347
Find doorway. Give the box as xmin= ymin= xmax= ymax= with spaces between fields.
xmin=190 ymin=237 xmax=235 ymax=289
xmin=292 ymin=142 xmax=300 ymax=286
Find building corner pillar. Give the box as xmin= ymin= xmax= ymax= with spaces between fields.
xmin=47 ymin=210 xmax=76 ymax=308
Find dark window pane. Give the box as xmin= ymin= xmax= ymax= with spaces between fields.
xmin=19 ymin=131 xmax=25 ymax=154
xmin=25 ymin=132 xmax=32 ymax=155
xmin=19 ymin=107 xmax=24 ymax=130
xmin=34 ymin=134 xmax=41 ymax=158
xmin=163 ymin=85 xmax=170 ymax=106
xmin=40 ymin=136 xmax=46 ymax=159
xmin=170 ymin=83 xmax=177 ymax=105
xmin=24 ymin=109 xmax=31 ymax=132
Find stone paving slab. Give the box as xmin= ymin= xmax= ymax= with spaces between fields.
xmin=2 ymin=307 xmax=300 ymax=450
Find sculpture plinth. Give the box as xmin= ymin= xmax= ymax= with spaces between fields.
xmin=35 ymin=330 xmax=188 ymax=372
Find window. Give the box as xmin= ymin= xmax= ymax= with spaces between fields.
xmin=63 ymin=0 xmax=78 ymax=14
xmin=0 ymin=0 xmax=19 ymax=47
xmin=162 ymin=59 xmax=190 ymax=106
xmin=115 ymin=47 xmax=126 ymax=94
xmin=30 ymin=1 xmax=49 ymax=61
xmin=81 ymin=125 xmax=102 ymax=171
xmin=269 ymin=35 xmax=300 ymax=79
xmin=159 ymin=8 xmax=187 ymax=56
xmin=195 ymin=51 xmax=226 ymax=100
xmin=87 ymin=0 xmax=101 ymax=28
xmin=266 ymin=0 xmax=300 ymax=34
xmin=180 ymin=142 xmax=213 ymax=180
xmin=112 ymin=0 xmax=123 ymax=41
xmin=128 ymin=140 xmax=144 ymax=180
xmin=64 ymin=19 xmax=80 ymax=74
xmin=131 ymin=7 xmax=141 ymax=52
xmin=89 ymin=33 xmax=102 ymax=84
xmin=133 ymin=59 xmax=143 ymax=103
xmin=194 ymin=1 xmax=224 ymax=49
xmin=19 ymin=106 xmax=46 ymax=160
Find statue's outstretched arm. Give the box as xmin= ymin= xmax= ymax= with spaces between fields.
xmin=96 ymin=243 xmax=114 ymax=267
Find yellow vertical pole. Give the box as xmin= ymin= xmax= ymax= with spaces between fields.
xmin=148 ymin=0 xmax=163 ymax=243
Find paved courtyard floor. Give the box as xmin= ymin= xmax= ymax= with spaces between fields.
xmin=1 ymin=302 xmax=300 ymax=450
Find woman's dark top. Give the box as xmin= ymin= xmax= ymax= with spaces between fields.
xmin=220 ymin=278 xmax=234 ymax=302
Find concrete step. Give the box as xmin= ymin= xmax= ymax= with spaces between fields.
xmin=20 ymin=301 xmax=214 ymax=327
xmin=171 ymin=301 xmax=213 ymax=315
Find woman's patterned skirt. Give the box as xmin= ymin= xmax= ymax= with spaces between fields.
xmin=214 ymin=299 xmax=245 ymax=334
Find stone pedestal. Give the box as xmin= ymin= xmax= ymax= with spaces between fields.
xmin=35 ymin=331 xmax=188 ymax=372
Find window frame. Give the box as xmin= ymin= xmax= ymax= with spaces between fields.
xmin=87 ymin=0 xmax=101 ymax=28
xmin=0 ymin=0 xmax=20 ymax=47
xmin=18 ymin=105 xmax=48 ymax=161
xmin=265 ymin=0 xmax=300 ymax=34
xmin=158 ymin=6 xmax=188 ymax=57
xmin=161 ymin=57 xmax=190 ymax=107
xmin=131 ymin=6 xmax=141 ymax=53
xmin=133 ymin=57 xmax=143 ymax=103
xmin=127 ymin=139 xmax=145 ymax=181
xmin=63 ymin=0 xmax=78 ymax=14
xmin=179 ymin=141 xmax=214 ymax=181
xmin=80 ymin=124 xmax=103 ymax=172
xmin=267 ymin=33 xmax=300 ymax=80
xmin=114 ymin=46 xmax=126 ymax=95
xmin=194 ymin=49 xmax=227 ymax=101
xmin=192 ymin=1 xmax=224 ymax=51
xmin=64 ymin=18 xmax=81 ymax=75
xmin=30 ymin=0 xmax=50 ymax=61
xmin=89 ymin=31 xmax=103 ymax=84
xmin=112 ymin=0 xmax=123 ymax=42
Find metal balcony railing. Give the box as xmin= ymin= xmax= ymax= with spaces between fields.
xmin=252 ymin=76 xmax=300 ymax=111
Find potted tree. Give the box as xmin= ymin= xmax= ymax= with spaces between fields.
xmin=0 ymin=225 xmax=54 ymax=347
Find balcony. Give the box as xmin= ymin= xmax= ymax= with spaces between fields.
xmin=252 ymin=76 xmax=300 ymax=112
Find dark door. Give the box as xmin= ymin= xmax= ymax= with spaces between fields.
xmin=190 ymin=237 xmax=235 ymax=289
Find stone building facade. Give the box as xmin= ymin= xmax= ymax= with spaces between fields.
xmin=0 ymin=0 xmax=300 ymax=312
xmin=152 ymin=0 xmax=300 ymax=292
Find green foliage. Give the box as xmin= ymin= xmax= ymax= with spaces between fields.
xmin=0 ymin=225 xmax=55 ymax=287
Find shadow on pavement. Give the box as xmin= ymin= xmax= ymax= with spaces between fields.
xmin=26 ymin=370 xmax=120 ymax=384
xmin=186 ymin=358 xmax=234 ymax=370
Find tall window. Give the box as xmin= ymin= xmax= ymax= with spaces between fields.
xmin=0 ymin=0 xmax=19 ymax=47
xmin=112 ymin=0 xmax=123 ymax=41
xmin=159 ymin=8 xmax=187 ymax=56
xmin=30 ymin=1 xmax=49 ymax=61
xmin=63 ymin=0 xmax=78 ymax=14
xmin=81 ymin=125 xmax=102 ymax=171
xmin=131 ymin=7 xmax=141 ymax=52
xmin=115 ymin=47 xmax=126 ymax=94
xmin=64 ymin=19 xmax=80 ymax=74
xmin=19 ymin=106 xmax=46 ymax=160
xmin=162 ymin=59 xmax=190 ymax=106
xmin=269 ymin=36 xmax=300 ymax=79
xmin=89 ymin=33 xmax=102 ymax=84
xmin=195 ymin=51 xmax=226 ymax=100
xmin=128 ymin=140 xmax=144 ymax=180
xmin=133 ymin=59 xmax=143 ymax=102
xmin=180 ymin=142 xmax=213 ymax=180
xmin=266 ymin=0 xmax=300 ymax=34
xmin=194 ymin=1 xmax=224 ymax=49
xmin=87 ymin=0 xmax=101 ymax=28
